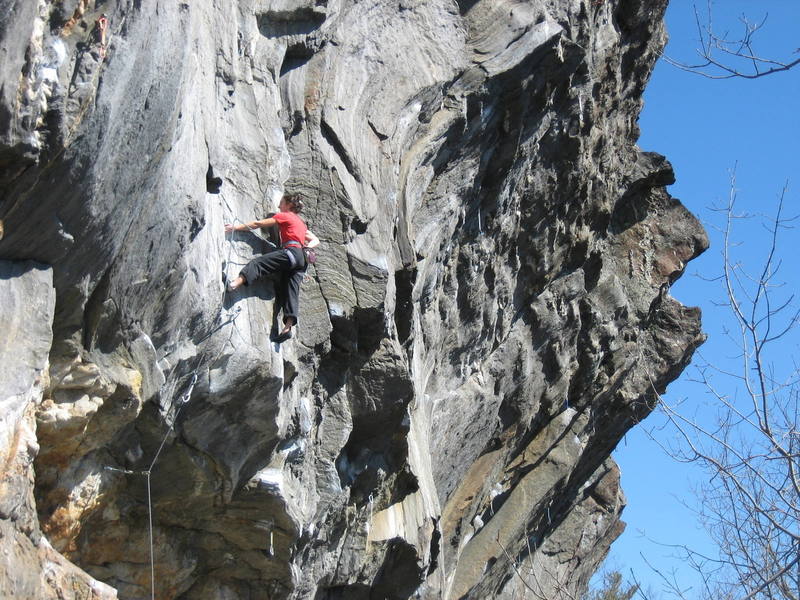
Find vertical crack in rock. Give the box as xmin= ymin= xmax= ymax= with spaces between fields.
xmin=320 ymin=117 xmax=362 ymax=183
xmin=0 ymin=0 xmax=704 ymax=598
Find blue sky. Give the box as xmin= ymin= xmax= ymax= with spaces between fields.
xmin=607 ymin=1 xmax=800 ymax=596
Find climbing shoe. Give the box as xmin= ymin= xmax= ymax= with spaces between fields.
xmin=272 ymin=330 xmax=292 ymax=344
xmin=222 ymin=271 xmax=238 ymax=292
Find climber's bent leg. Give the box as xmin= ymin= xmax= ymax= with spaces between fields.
xmin=239 ymin=250 xmax=291 ymax=286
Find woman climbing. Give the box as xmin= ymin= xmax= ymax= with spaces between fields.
xmin=224 ymin=194 xmax=320 ymax=343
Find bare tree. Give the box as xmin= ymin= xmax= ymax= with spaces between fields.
xmin=583 ymin=570 xmax=639 ymax=600
xmin=665 ymin=1 xmax=800 ymax=79
xmin=652 ymin=171 xmax=800 ymax=600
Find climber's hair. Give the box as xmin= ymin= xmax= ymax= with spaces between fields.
xmin=283 ymin=193 xmax=304 ymax=213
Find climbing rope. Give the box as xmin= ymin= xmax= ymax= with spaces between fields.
xmin=105 ymin=193 xmax=319 ymax=594
xmin=104 ymin=210 xmax=245 ymax=600
xmin=105 ymin=349 xmax=233 ymax=600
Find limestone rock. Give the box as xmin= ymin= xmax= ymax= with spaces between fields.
xmin=0 ymin=1 xmax=705 ymax=599
xmin=0 ymin=260 xmax=116 ymax=599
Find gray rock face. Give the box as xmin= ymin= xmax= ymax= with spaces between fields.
xmin=0 ymin=261 xmax=117 ymax=599
xmin=0 ymin=1 xmax=706 ymax=599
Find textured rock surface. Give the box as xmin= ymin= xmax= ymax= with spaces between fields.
xmin=0 ymin=0 xmax=706 ymax=598
xmin=0 ymin=261 xmax=117 ymax=599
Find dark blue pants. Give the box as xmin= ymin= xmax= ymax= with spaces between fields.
xmin=240 ymin=247 xmax=305 ymax=324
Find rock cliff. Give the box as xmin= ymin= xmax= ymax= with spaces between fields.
xmin=0 ymin=0 xmax=706 ymax=598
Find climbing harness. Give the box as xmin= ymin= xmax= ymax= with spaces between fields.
xmin=223 ymin=196 xmax=317 ymax=285
xmin=284 ymin=246 xmax=299 ymax=269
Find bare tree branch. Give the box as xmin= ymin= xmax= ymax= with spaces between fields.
xmin=637 ymin=172 xmax=800 ymax=600
xmin=664 ymin=2 xmax=800 ymax=79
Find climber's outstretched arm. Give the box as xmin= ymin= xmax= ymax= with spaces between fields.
xmin=224 ymin=217 xmax=276 ymax=233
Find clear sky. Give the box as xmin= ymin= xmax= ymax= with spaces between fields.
xmin=606 ymin=1 xmax=800 ymax=596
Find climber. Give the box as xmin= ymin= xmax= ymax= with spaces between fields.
xmin=95 ymin=14 xmax=108 ymax=59
xmin=224 ymin=194 xmax=320 ymax=343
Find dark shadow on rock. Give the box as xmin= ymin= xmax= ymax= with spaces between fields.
xmin=222 ymin=276 xmax=275 ymax=311
xmin=314 ymin=584 xmax=371 ymax=600
xmin=256 ymin=8 xmax=326 ymax=38
xmin=0 ymin=259 xmax=49 ymax=280
xmin=454 ymin=0 xmax=481 ymax=15
xmin=608 ymin=152 xmax=675 ymax=235
xmin=311 ymin=539 xmax=425 ymax=600
xmin=206 ymin=164 xmax=223 ymax=193
xmin=371 ymin=539 xmax=426 ymax=600
xmin=226 ymin=229 xmax=276 ymax=255
xmin=280 ymin=42 xmax=316 ymax=77
xmin=222 ymin=229 xmax=281 ymax=312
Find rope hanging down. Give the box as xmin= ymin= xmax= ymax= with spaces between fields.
xmin=109 ymin=197 xmax=312 ymax=598
xmin=104 ymin=219 xmax=243 ymax=600
xmin=104 ymin=369 xmax=204 ymax=600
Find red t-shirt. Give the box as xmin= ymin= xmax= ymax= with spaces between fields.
xmin=273 ymin=211 xmax=307 ymax=246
